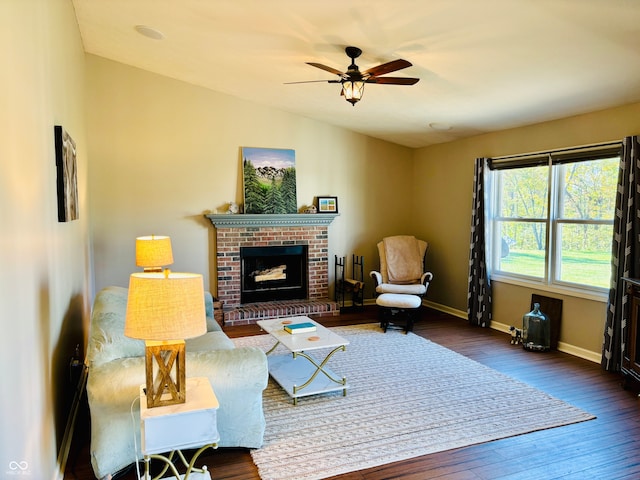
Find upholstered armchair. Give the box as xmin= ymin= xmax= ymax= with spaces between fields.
xmin=369 ymin=235 xmax=433 ymax=297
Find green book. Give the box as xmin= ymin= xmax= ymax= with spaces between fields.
xmin=284 ymin=322 xmax=317 ymax=334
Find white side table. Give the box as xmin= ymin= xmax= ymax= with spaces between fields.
xmin=140 ymin=377 xmax=220 ymax=480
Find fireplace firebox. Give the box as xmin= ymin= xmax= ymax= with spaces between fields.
xmin=240 ymin=245 xmax=308 ymax=304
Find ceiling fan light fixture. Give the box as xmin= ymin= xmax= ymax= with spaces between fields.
xmin=342 ymin=80 xmax=365 ymax=106
xmin=292 ymin=46 xmax=417 ymax=106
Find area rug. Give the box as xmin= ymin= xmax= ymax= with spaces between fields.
xmin=233 ymin=324 xmax=595 ymax=480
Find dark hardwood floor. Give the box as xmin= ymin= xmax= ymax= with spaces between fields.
xmin=64 ymin=307 xmax=640 ymax=480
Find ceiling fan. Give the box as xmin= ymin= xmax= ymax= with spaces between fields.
xmin=287 ymin=46 xmax=420 ymax=105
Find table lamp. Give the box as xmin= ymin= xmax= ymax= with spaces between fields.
xmin=136 ymin=235 xmax=174 ymax=272
xmin=125 ymin=270 xmax=206 ymax=408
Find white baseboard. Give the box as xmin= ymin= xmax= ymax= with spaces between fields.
xmin=54 ymin=364 xmax=88 ymax=480
xmin=366 ymin=299 xmax=601 ymax=363
xmin=491 ymin=321 xmax=601 ymax=364
xmin=555 ymin=342 xmax=602 ymax=364
xmin=422 ymin=300 xmax=467 ymax=319
xmin=490 ymin=321 xmax=512 ymax=335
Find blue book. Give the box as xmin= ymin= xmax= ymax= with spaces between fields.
xmin=284 ymin=322 xmax=317 ymax=334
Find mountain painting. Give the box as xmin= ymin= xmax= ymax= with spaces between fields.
xmin=242 ymin=147 xmax=297 ymax=214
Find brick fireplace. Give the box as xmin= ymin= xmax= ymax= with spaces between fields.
xmin=205 ymin=213 xmax=339 ymax=325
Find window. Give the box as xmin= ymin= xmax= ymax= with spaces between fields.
xmin=488 ymin=144 xmax=620 ymax=293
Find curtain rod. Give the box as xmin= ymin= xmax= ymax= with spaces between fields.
xmin=490 ymin=140 xmax=621 ymax=161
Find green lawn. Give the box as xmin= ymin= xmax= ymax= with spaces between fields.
xmin=500 ymin=250 xmax=611 ymax=288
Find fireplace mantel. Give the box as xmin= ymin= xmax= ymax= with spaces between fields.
xmin=205 ymin=213 xmax=338 ymax=228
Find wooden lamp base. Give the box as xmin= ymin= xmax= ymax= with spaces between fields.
xmin=144 ymin=340 xmax=186 ymax=408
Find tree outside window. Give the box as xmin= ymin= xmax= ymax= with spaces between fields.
xmin=490 ymin=153 xmax=619 ymax=291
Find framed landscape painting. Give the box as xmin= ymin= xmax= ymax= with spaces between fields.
xmin=242 ymin=147 xmax=297 ymax=214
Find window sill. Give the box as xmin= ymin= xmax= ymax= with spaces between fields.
xmin=490 ymin=274 xmax=609 ymax=303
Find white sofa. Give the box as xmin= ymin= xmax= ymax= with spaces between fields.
xmin=86 ymin=286 xmax=268 ymax=479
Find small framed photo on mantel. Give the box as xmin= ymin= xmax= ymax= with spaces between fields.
xmin=317 ymin=196 xmax=338 ymax=214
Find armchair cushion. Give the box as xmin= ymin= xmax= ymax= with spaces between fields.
xmin=375 ymin=282 xmax=427 ymax=295
xmin=383 ymin=235 xmax=424 ymax=284
xmin=378 ymin=236 xmax=428 ymax=285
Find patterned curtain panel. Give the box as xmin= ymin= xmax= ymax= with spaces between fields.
xmin=602 ymin=136 xmax=640 ymax=371
xmin=468 ymin=158 xmax=492 ymax=327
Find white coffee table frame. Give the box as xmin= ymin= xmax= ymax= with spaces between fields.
xmin=257 ymin=316 xmax=349 ymax=405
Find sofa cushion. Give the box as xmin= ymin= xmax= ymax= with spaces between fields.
xmin=87 ymin=286 xmax=145 ymax=367
xmin=88 ymin=286 xmax=222 ymax=367
xmin=186 ymin=331 xmax=234 ymax=351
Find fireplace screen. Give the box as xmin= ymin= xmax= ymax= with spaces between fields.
xmin=240 ymin=245 xmax=308 ymax=304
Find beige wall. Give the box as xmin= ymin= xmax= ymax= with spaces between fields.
xmin=85 ymin=55 xmax=415 ymax=299
xmin=0 ymin=0 xmax=90 ymax=477
xmin=87 ymin=52 xmax=640 ymax=360
xmin=413 ymin=102 xmax=640 ymax=359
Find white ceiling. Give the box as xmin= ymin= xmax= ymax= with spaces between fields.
xmin=71 ymin=0 xmax=640 ymax=148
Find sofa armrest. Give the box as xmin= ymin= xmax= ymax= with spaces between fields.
xmin=185 ymin=347 xmax=270 ymax=448
xmin=188 ymin=347 xmax=268 ymax=394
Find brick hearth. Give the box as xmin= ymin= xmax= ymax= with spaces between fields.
xmin=205 ymin=214 xmax=340 ymax=325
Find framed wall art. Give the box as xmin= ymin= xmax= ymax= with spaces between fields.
xmin=317 ymin=196 xmax=338 ymax=213
xmin=242 ymin=147 xmax=297 ymax=214
xmin=54 ymin=125 xmax=79 ymax=222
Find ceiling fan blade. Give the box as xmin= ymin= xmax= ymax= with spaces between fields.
xmin=362 ymin=59 xmax=412 ymax=78
xmin=366 ymin=77 xmax=420 ymax=85
xmin=306 ymin=62 xmax=346 ymax=77
xmin=284 ymin=79 xmax=341 ymax=84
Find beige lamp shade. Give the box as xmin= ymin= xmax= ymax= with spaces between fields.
xmin=135 ymin=235 xmax=174 ymax=270
xmin=125 ymin=271 xmax=206 ymax=341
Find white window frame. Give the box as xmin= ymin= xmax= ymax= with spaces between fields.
xmin=487 ymin=143 xmax=620 ymax=300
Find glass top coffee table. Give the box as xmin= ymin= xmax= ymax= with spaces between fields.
xmin=257 ymin=316 xmax=349 ymax=405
